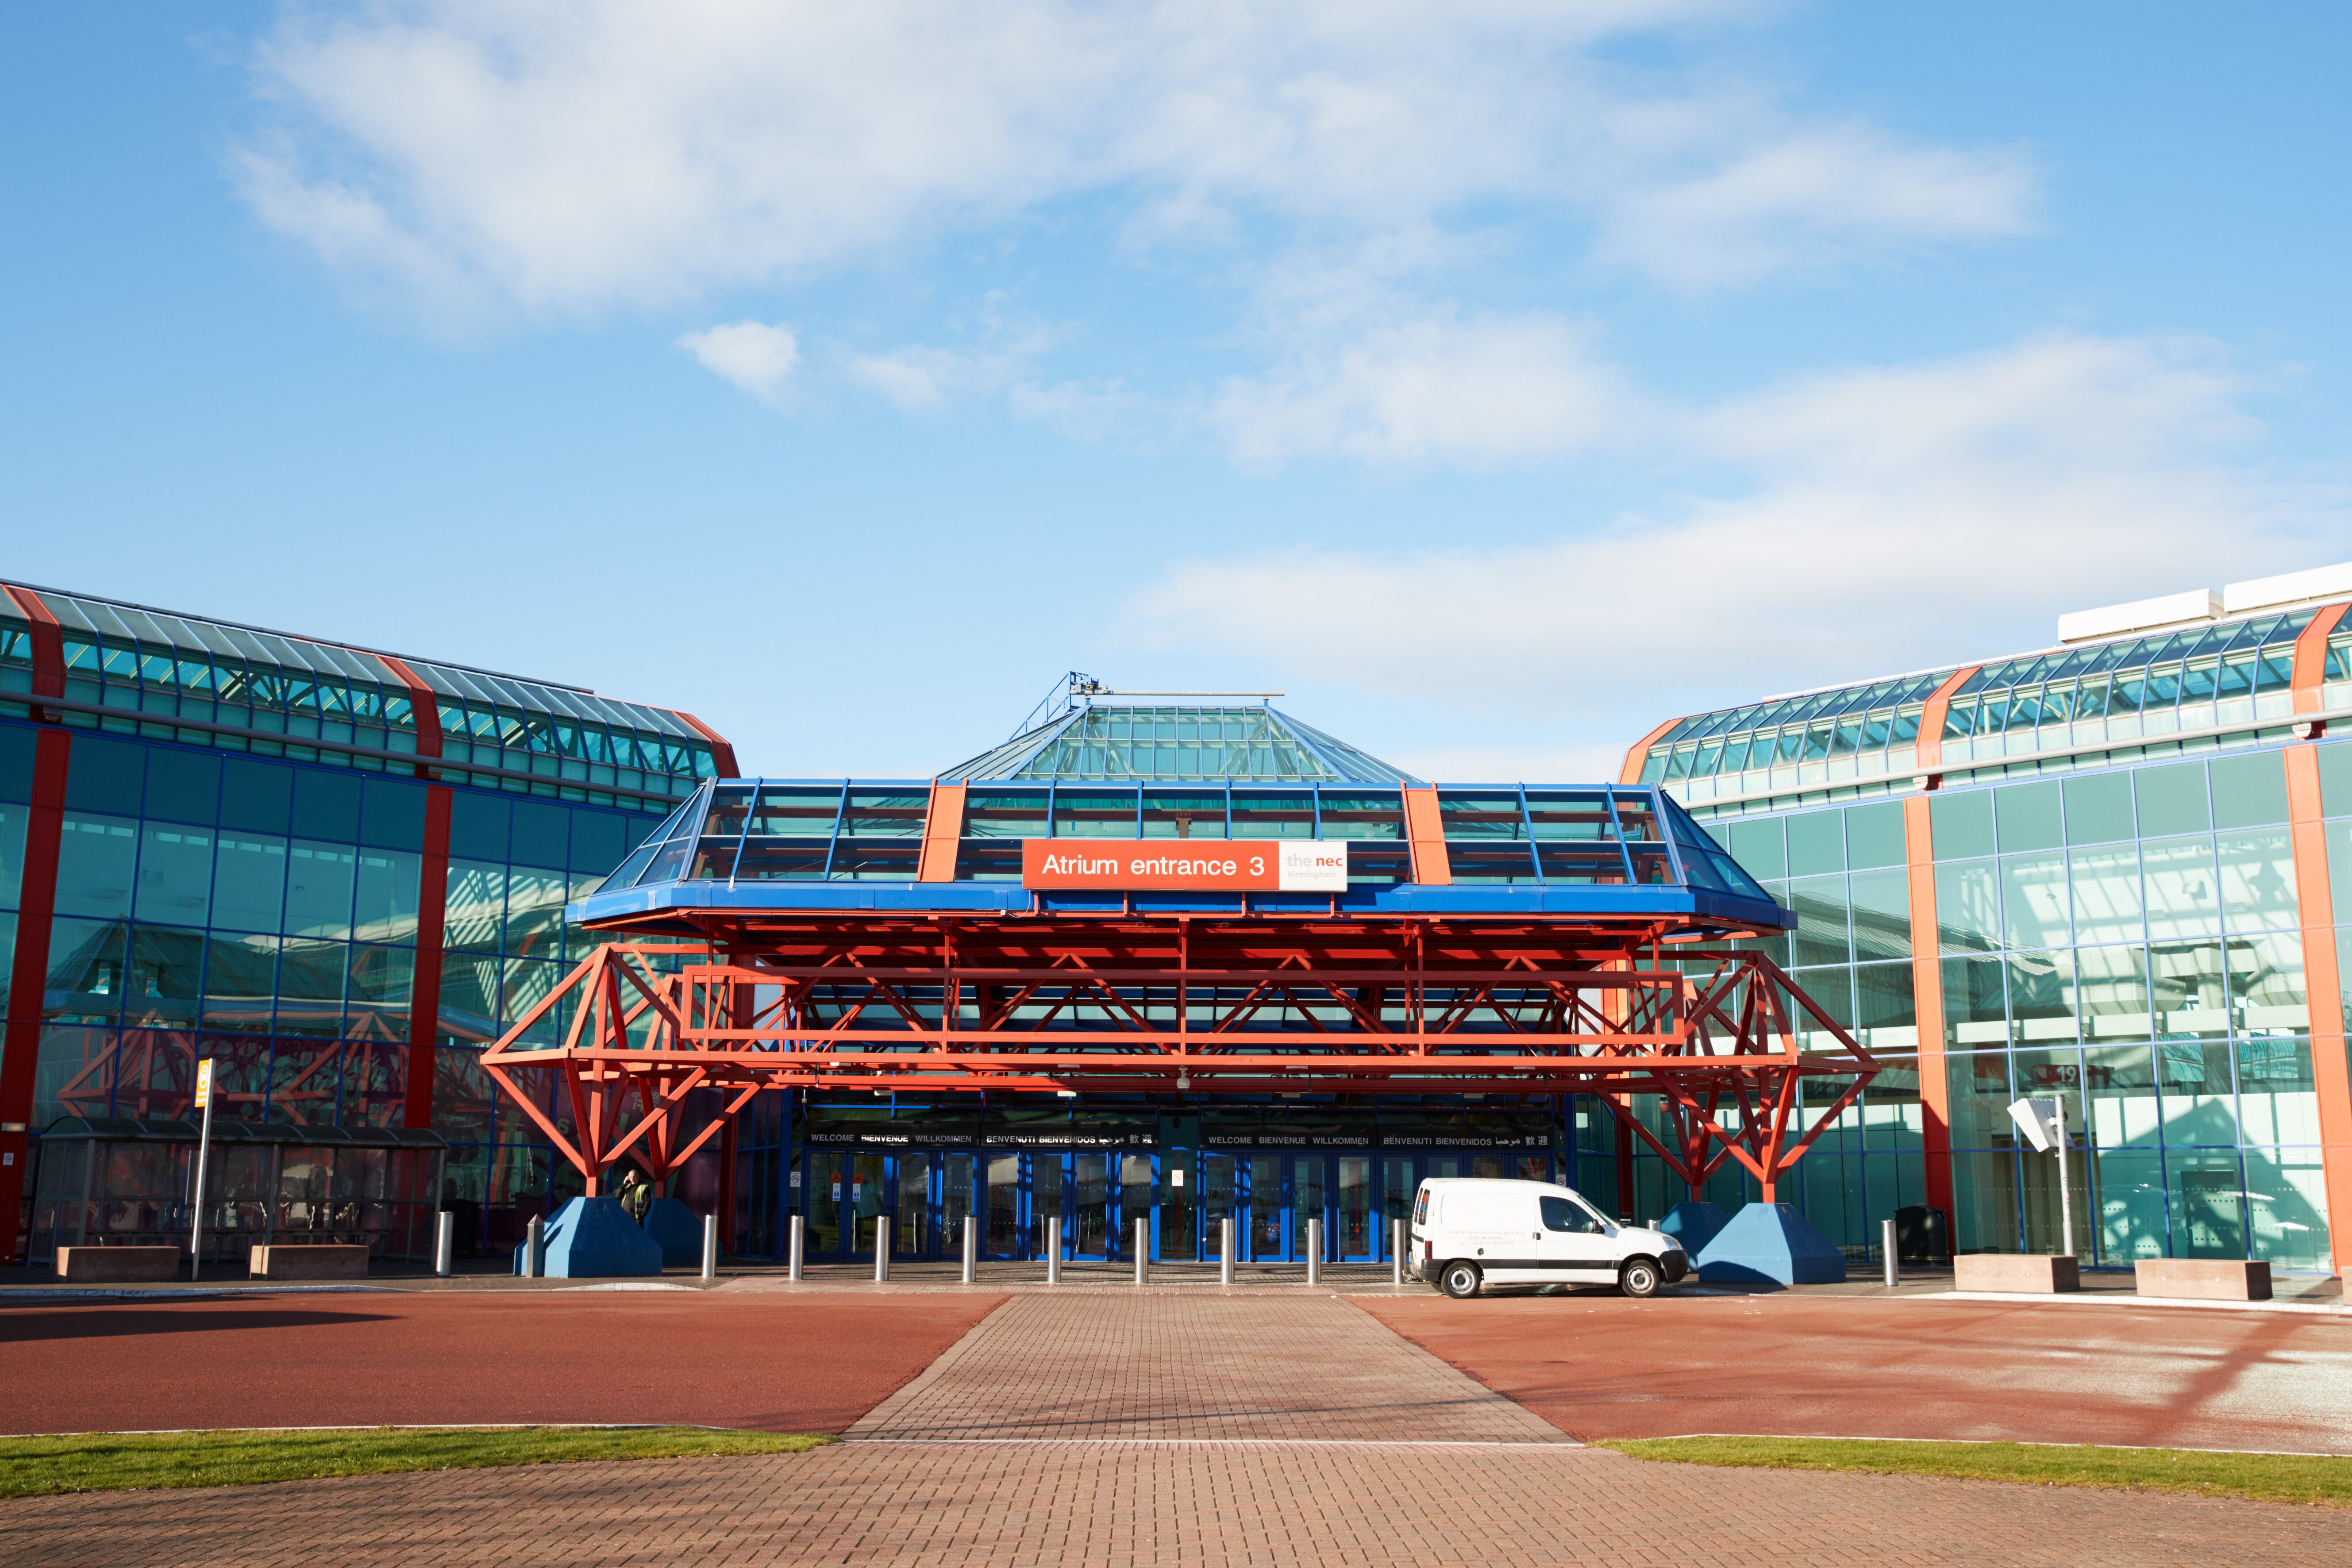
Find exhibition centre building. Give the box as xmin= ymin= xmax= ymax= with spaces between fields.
xmin=5 ymin=567 xmax=2348 ymax=1283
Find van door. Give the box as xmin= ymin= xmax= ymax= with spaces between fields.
xmin=1443 ymin=1185 xmax=1538 ymax=1280
xmin=1536 ymin=1192 xmax=1623 ymax=1281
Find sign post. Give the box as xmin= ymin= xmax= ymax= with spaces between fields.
xmin=189 ymin=1057 xmax=216 ymax=1283
xmin=2006 ymin=1095 xmax=2074 ymax=1259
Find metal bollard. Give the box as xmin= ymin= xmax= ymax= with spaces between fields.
xmin=524 ymin=1215 xmax=544 ymax=1279
xmin=788 ymin=1214 xmax=804 ymax=1281
xmin=434 ymin=1210 xmax=455 ymax=1278
xmin=1046 ymin=1216 xmax=1062 ymax=1284
xmin=1134 ymin=1215 xmax=1149 ymax=1286
xmin=1392 ymin=1217 xmax=1405 ymax=1287
xmin=701 ymin=1213 xmax=718 ymax=1282
xmin=1305 ymin=1217 xmax=1321 ymax=1286
xmin=1220 ymin=1216 xmax=1235 ymax=1286
xmin=962 ymin=1214 xmax=977 ymax=1284
xmin=1882 ymin=1217 xmax=1899 ymax=1289
xmin=874 ymin=1216 xmax=890 ymax=1282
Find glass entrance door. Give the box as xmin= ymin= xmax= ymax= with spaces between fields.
xmin=1118 ymin=1153 xmax=1155 ymax=1260
xmin=1247 ymin=1156 xmax=1282 ymax=1260
xmin=895 ymin=1155 xmax=929 ymax=1259
xmin=1035 ymin=1155 xmax=1065 ymax=1257
xmin=1382 ymin=1157 xmax=1415 ymax=1261
xmin=847 ymin=1153 xmax=886 ymax=1257
xmin=985 ymin=1154 xmax=1021 ymax=1257
xmin=1162 ymin=1149 xmax=1196 ymax=1260
xmin=1201 ymin=1155 xmax=1235 ymax=1261
xmin=1335 ymin=1157 xmax=1374 ymax=1260
xmin=1295 ymin=1158 xmax=1325 ymax=1261
xmin=1072 ymin=1155 xmax=1110 ymax=1258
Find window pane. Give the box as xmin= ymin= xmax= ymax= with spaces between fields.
xmin=285 ymin=842 xmax=356 ymax=941
xmin=1999 ymin=854 xmax=2069 ymax=949
xmin=2156 ymin=1041 xmax=2237 ymax=1145
xmin=211 ymin=835 xmax=286 ymax=934
xmin=2142 ymin=836 xmax=2220 ymax=939
xmin=54 ymin=814 xmax=138 ymax=920
xmin=2243 ymin=1149 xmax=2332 ymax=1272
xmin=45 ymin=917 xmax=127 ymax=1024
xmin=1787 ymin=875 xmax=1850 ymax=966
xmin=1941 ymin=957 xmax=2007 ymax=1051
xmin=2084 ymin=1044 xmax=2158 ymax=1147
xmin=1933 ymin=861 xmax=2000 ymax=953
xmin=2068 ymin=845 xmax=2143 ymax=944
xmin=2228 ymin=932 xmax=2306 ymax=1037
xmin=2090 ymin=1148 xmax=2167 ymax=1261
xmin=133 ymin=824 xmax=212 ymax=928
xmin=2215 ymin=831 xmax=2296 ymax=933
xmin=2076 ymin=944 xmax=2152 ymax=1041
xmin=2007 ymin=949 xmax=2076 ymax=1044
xmin=1848 ymin=869 xmax=1910 ymax=961
xmin=353 ymin=849 xmax=422 ymax=945
xmin=443 ymin=861 xmax=508 ymax=953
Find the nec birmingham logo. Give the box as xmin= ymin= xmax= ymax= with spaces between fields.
xmin=1021 ymin=839 xmax=1348 ymax=892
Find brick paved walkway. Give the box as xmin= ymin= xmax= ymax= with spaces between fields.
xmin=9 ymin=1441 xmax=2346 ymax=1567
xmin=849 ymin=1294 xmax=1567 ymax=1442
xmin=9 ymin=1291 xmax=2347 ymax=1566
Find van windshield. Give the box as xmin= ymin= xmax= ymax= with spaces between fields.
xmin=1540 ymin=1195 xmax=1606 ymax=1234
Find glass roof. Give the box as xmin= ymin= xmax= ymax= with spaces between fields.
xmin=8 ymin=580 xmax=704 ymax=738
xmin=939 ymin=702 xmax=1421 ymax=784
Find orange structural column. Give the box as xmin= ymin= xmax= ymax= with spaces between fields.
xmin=2284 ymin=744 xmax=2352 ymax=1276
xmin=916 ymin=782 xmax=967 ymax=882
xmin=1904 ymin=793 xmax=1953 ymax=1220
xmin=1914 ymin=667 xmax=1978 ymax=780
xmin=2291 ymin=603 xmax=2348 ymax=721
xmin=1618 ymin=717 xmax=1681 ymax=786
xmin=1401 ymin=785 xmax=1452 ymax=886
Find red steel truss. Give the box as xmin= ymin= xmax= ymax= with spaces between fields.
xmin=481 ymin=913 xmax=1878 ymax=1203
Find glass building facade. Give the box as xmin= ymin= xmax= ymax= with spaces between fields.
xmin=0 ymin=580 xmax=728 ymax=1263
xmin=1625 ymin=595 xmax=2352 ymax=1276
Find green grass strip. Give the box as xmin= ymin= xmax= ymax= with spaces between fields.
xmin=0 ymin=1426 xmax=834 ymax=1498
xmin=1597 ymin=1436 xmax=2352 ymax=1508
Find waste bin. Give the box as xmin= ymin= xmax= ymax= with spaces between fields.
xmin=1894 ymin=1205 xmax=1948 ymax=1266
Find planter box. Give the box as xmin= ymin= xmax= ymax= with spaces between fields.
xmin=249 ymin=1244 xmax=370 ymax=1280
xmin=2135 ymin=1259 xmax=2271 ymax=1302
xmin=1955 ymin=1253 xmax=2079 ymax=1293
xmin=56 ymin=1245 xmax=181 ymax=1283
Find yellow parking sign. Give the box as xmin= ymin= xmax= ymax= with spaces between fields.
xmin=194 ymin=1058 xmax=214 ymax=1111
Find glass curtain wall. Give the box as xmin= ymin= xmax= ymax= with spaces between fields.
xmin=1698 ymin=745 xmax=2334 ymax=1272
xmin=1 ymin=719 xmax=665 ymax=1261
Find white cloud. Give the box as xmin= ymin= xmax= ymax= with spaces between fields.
xmin=1212 ymin=307 xmax=1632 ymax=469
xmin=1129 ymin=333 xmax=2341 ymax=754
xmin=1600 ymin=127 xmax=2034 ymax=288
xmin=676 ymin=320 xmax=801 ymax=402
xmin=843 ymin=350 xmax=955 ymax=413
xmin=239 ymin=1 xmax=2029 ymax=316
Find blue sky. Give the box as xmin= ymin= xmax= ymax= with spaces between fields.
xmin=5 ymin=3 xmax=2348 ymax=780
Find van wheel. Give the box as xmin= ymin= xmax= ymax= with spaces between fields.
xmin=1438 ymin=1261 xmax=1483 ymax=1299
xmin=1619 ymin=1257 xmax=1663 ymax=1298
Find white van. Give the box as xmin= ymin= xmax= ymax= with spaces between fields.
xmin=1409 ymin=1178 xmax=1688 ymax=1299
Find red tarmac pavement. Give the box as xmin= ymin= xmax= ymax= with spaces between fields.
xmin=0 ymin=1291 xmax=1008 ymax=1436
xmin=1359 ymin=1291 xmax=2352 ymax=1453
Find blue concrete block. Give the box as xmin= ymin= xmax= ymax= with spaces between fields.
xmin=1694 ymin=1202 xmax=1848 ymax=1286
xmin=1659 ymin=1201 xmax=1731 ymax=1258
xmin=641 ymin=1196 xmax=705 ymax=1268
xmin=512 ymin=1196 xmax=664 ymax=1278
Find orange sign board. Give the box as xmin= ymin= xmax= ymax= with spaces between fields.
xmin=194 ymin=1058 xmax=214 ymax=1111
xmin=1021 ymin=839 xmax=1348 ymax=892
